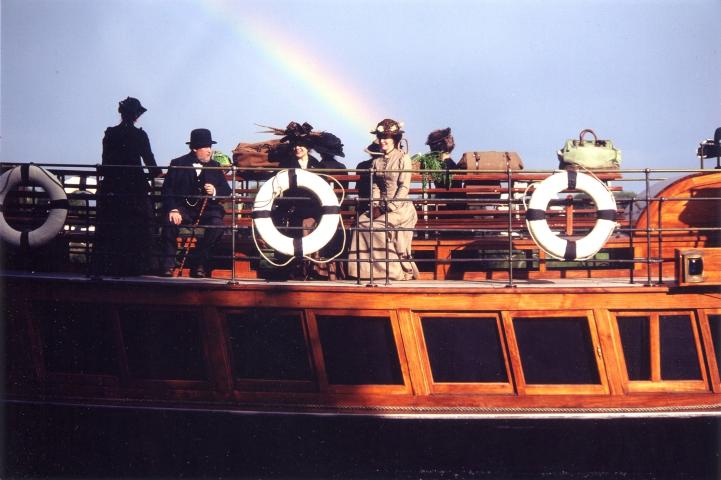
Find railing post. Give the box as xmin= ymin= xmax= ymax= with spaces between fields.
xmin=366 ymin=167 xmax=375 ymax=287
xmin=644 ymin=168 xmax=653 ymax=286
xmin=90 ymin=163 xmax=102 ymax=279
xmin=384 ymin=206 xmax=390 ymax=286
xmin=228 ymin=164 xmax=238 ymax=285
xmin=565 ymin=194 xmax=574 ymax=236
xmin=505 ymin=166 xmax=515 ymax=288
xmin=629 ymin=196 xmax=635 ymax=285
xmin=657 ymin=197 xmax=664 ymax=285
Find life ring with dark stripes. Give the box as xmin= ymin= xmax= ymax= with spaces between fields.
xmin=525 ymin=170 xmax=617 ymax=261
xmin=0 ymin=164 xmax=68 ymax=247
xmin=252 ymin=169 xmax=340 ymax=257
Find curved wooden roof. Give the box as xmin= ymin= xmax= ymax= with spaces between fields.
xmin=633 ymin=172 xmax=721 ymax=231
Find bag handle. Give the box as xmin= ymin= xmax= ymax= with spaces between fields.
xmin=578 ymin=129 xmax=598 ymax=143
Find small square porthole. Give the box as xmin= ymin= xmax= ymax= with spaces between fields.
xmin=683 ymin=252 xmax=704 ymax=283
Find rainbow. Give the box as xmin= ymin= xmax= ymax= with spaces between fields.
xmin=202 ymin=0 xmax=381 ymax=134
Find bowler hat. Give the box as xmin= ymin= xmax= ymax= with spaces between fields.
xmin=186 ymin=128 xmax=217 ymax=148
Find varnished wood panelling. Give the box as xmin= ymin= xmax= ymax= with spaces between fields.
xmin=592 ymin=308 xmax=625 ymax=396
xmin=397 ymin=309 xmax=431 ymax=396
xmin=698 ymin=309 xmax=721 ymax=392
xmin=6 ymin=277 xmax=721 ymax=412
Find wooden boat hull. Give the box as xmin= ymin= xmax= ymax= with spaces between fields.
xmin=5 ymin=274 xmax=721 ymax=416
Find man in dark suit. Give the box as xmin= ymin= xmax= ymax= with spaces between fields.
xmin=159 ymin=128 xmax=231 ymax=277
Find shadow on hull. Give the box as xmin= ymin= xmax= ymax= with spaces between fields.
xmin=4 ymin=403 xmax=720 ymax=479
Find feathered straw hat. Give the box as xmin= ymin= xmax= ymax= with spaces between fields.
xmin=279 ymin=121 xmax=314 ymax=145
xmin=370 ymin=118 xmax=404 ymax=137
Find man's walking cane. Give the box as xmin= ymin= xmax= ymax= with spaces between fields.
xmin=176 ymin=196 xmax=209 ymax=277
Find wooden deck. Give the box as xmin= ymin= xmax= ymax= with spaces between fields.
xmin=0 ymin=269 xmax=673 ymax=290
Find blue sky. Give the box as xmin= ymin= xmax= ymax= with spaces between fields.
xmin=1 ymin=0 xmax=719 ymax=172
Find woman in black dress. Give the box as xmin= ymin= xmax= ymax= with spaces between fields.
xmin=94 ymin=97 xmax=160 ymax=275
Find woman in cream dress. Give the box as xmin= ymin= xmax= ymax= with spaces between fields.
xmin=348 ymin=119 xmax=419 ymax=281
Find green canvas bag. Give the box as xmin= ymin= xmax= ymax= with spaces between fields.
xmin=557 ymin=129 xmax=621 ymax=169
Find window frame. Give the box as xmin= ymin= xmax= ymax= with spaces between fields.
xmin=30 ymin=300 xmax=123 ymax=387
xmin=697 ymin=308 xmax=721 ymax=393
xmin=502 ymin=310 xmax=610 ymax=395
xmin=306 ymin=309 xmax=412 ymax=395
xmin=611 ymin=310 xmax=709 ymax=393
xmin=117 ymin=304 xmax=212 ymax=390
xmin=223 ymin=308 xmax=318 ymax=393
xmin=414 ymin=312 xmax=514 ymax=394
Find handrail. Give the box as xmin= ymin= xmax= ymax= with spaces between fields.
xmin=1 ymin=162 xmax=719 ymax=284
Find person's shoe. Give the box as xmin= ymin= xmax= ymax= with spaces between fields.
xmin=190 ymin=265 xmax=207 ymax=278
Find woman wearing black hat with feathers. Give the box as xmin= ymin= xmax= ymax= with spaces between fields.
xmin=93 ymin=96 xmax=160 ymax=276
xmin=159 ymin=128 xmax=231 ymax=277
xmin=267 ymin=122 xmax=324 ymax=279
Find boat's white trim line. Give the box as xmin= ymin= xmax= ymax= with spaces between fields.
xmin=5 ymin=398 xmax=720 ymax=420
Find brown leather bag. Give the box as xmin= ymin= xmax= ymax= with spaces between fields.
xmin=458 ymin=151 xmax=524 ymax=171
xmin=232 ymin=139 xmax=284 ymax=169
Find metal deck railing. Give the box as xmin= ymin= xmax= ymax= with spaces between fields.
xmin=1 ymin=162 xmax=719 ymax=286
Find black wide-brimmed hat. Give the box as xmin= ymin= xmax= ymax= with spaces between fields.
xmin=370 ymin=118 xmax=404 ymax=137
xmin=313 ymin=132 xmax=345 ymax=158
xmin=118 ymin=97 xmax=147 ymax=118
xmin=364 ymin=140 xmax=383 ymax=156
xmin=280 ymin=121 xmax=314 ymax=145
xmin=186 ymin=128 xmax=217 ymax=148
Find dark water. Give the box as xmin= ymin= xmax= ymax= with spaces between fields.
xmin=3 ymin=403 xmax=720 ymax=479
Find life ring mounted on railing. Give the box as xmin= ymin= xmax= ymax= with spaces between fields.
xmin=525 ymin=170 xmax=617 ymax=261
xmin=0 ymin=164 xmax=69 ymax=248
xmin=252 ymin=169 xmax=341 ymax=258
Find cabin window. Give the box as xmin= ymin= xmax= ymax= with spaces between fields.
xmin=615 ymin=311 xmax=707 ymax=389
xmin=659 ymin=314 xmax=702 ymax=380
xmin=617 ymin=316 xmax=651 ymax=380
xmin=707 ymin=314 xmax=721 ymax=378
xmin=421 ymin=316 xmax=508 ymax=383
xmin=119 ymin=307 xmax=206 ymax=381
xmin=316 ymin=315 xmax=403 ymax=385
xmin=512 ymin=316 xmax=600 ymax=385
xmin=226 ymin=310 xmax=312 ymax=381
xmin=35 ymin=302 xmax=117 ymax=375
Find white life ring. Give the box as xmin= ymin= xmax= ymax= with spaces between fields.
xmin=252 ymin=169 xmax=340 ymax=257
xmin=525 ymin=170 xmax=617 ymax=261
xmin=0 ymin=164 xmax=68 ymax=247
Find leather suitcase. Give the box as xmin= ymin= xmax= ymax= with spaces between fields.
xmin=458 ymin=151 xmax=524 ymax=171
